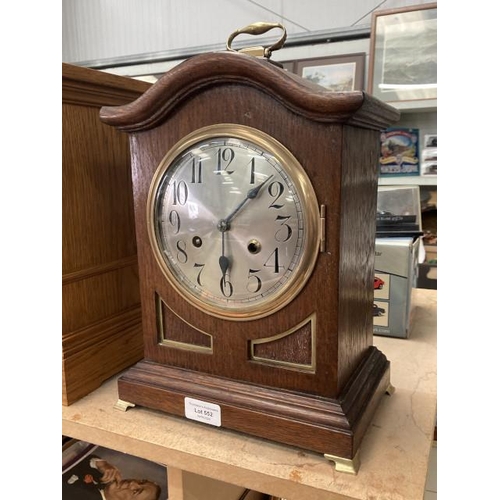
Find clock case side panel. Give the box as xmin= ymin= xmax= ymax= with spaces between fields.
xmin=337 ymin=125 xmax=383 ymax=390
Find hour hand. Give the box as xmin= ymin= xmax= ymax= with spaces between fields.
xmin=219 ymin=255 xmax=230 ymax=276
xmin=218 ymin=221 xmax=230 ymax=276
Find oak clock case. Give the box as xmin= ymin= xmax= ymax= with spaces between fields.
xmin=100 ymin=23 xmax=400 ymax=473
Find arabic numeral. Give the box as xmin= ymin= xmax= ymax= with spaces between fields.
xmin=264 ymin=248 xmax=284 ymax=274
xmin=168 ymin=210 xmax=181 ymax=234
xmin=247 ymin=269 xmax=262 ymax=293
xmin=172 ymin=180 xmax=188 ymax=205
xmin=191 ymin=157 xmax=202 ymax=183
xmin=275 ymin=215 xmax=292 ymax=242
xmin=268 ymin=181 xmax=284 ymax=209
xmin=216 ymin=147 xmax=235 ymax=175
xmin=176 ymin=240 xmax=188 ymax=264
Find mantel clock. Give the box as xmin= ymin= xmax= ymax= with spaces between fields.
xmin=100 ymin=23 xmax=400 ymax=473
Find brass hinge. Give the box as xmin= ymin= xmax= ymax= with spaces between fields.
xmin=320 ymin=204 xmax=326 ymax=253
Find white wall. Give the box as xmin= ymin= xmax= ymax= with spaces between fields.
xmin=62 ymin=0 xmax=434 ymax=66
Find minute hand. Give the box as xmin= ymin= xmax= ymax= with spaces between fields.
xmin=223 ymin=175 xmax=274 ymax=225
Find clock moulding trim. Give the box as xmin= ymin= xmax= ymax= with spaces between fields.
xmin=250 ymin=313 xmax=316 ymax=372
xmin=100 ymin=51 xmax=399 ymax=133
xmin=156 ymin=293 xmax=214 ymax=354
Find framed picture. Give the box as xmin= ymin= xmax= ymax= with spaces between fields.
xmin=379 ymin=127 xmax=420 ymax=177
xmin=368 ymin=3 xmax=437 ymax=103
xmin=279 ymin=61 xmax=296 ymax=73
xmin=294 ymin=53 xmax=365 ymax=91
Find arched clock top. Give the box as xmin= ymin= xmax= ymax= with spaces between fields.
xmin=100 ymin=51 xmax=399 ymax=132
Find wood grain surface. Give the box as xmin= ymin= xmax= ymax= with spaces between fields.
xmin=62 ymin=64 xmax=150 ymax=405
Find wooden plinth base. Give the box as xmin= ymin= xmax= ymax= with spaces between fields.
xmin=116 ymin=346 xmax=389 ymax=467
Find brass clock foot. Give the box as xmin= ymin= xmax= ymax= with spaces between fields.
xmin=114 ymin=399 xmax=135 ymax=412
xmin=324 ymin=451 xmax=360 ymax=474
xmin=385 ymin=383 xmax=396 ymax=396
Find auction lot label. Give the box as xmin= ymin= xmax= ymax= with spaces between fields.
xmin=184 ymin=397 xmax=221 ymax=427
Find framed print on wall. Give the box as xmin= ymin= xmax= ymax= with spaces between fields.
xmin=280 ymin=61 xmax=295 ymax=73
xmin=295 ymin=53 xmax=365 ymax=91
xmin=368 ymin=3 xmax=437 ymax=103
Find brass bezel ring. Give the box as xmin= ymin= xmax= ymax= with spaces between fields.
xmin=147 ymin=124 xmax=320 ymax=321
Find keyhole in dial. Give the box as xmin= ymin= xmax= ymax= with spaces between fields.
xmin=247 ymin=239 xmax=261 ymax=254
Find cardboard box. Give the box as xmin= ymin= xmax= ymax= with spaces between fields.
xmin=373 ymin=237 xmax=420 ymax=338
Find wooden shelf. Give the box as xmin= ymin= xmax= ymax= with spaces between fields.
xmin=62 ymin=288 xmax=436 ymax=500
xmin=391 ymin=99 xmax=437 ymax=113
xmin=379 ymin=176 xmax=437 ymax=186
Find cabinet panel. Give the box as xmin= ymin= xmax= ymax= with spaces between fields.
xmin=62 ymin=63 xmax=150 ymax=405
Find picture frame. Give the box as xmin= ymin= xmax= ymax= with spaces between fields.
xmin=379 ymin=127 xmax=420 ymax=177
xmin=288 ymin=53 xmax=365 ymax=92
xmin=368 ymin=3 xmax=437 ymax=103
xmin=279 ymin=61 xmax=296 ymax=73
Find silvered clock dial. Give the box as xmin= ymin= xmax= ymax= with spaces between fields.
xmin=147 ymin=124 xmax=320 ymax=320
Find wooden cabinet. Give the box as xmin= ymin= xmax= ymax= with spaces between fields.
xmin=62 ymin=63 xmax=151 ymax=405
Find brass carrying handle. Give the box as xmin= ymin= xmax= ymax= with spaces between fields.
xmin=226 ymin=22 xmax=287 ymax=59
